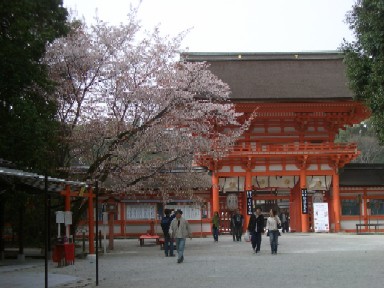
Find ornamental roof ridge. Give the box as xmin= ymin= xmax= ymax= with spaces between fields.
xmin=181 ymin=51 xmax=344 ymax=62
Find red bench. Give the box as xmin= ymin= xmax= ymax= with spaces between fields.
xmin=138 ymin=234 xmax=160 ymax=247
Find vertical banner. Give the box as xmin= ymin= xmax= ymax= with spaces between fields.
xmin=246 ymin=190 xmax=253 ymax=215
xmin=313 ymin=203 xmax=329 ymax=232
xmin=301 ymin=188 xmax=308 ymax=214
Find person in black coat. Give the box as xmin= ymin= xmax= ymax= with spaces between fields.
xmin=232 ymin=209 xmax=244 ymax=241
xmin=247 ymin=208 xmax=265 ymax=253
xmin=160 ymin=209 xmax=175 ymax=257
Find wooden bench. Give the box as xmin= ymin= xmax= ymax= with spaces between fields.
xmin=138 ymin=234 xmax=160 ymax=247
xmin=356 ymin=223 xmax=384 ymax=234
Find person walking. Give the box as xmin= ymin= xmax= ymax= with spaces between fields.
xmin=247 ymin=208 xmax=265 ymax=254
xmin=212 ymin=211 xmax=220 ymax=242
xmin=170 ymin=209 xmax=192 ymax=263
xmin=160 ymin=209 xmax=175 ymax=257
xmin=280 ymin=209 xmax=289 ymax=233
xmin=232 ymin=209 xmax=244 ymax=241
xmin=230 ymin=212 xmax=236 ymax=241
xmin=266 ymin=209 xmax=281 ymax=254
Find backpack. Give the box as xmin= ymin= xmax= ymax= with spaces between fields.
xmin=161 ymin=216 xmax=172 ymax=234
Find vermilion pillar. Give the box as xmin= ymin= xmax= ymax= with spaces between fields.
xmin=300 ymin=170 xmax=309 ymax=232
xmin=212 ymin=173 xmax=220 ymax=215
xmin=120 ymin=202 xmax=125 ymax=236
xmin=332 ymin=171 xmax=341 ymax=232
xmin=65 ymin=185 xmax=71 ymax=211
xmin=363 ymin=188 xmax=368 ymax=225
xmin=64 ymin=185 xmax=71 ymax=238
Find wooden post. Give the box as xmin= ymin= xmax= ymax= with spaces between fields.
xmin=65 ymin=185 xmax=71 ymax=211
xmin=108 ymin=212 xmax=114 ymax=250
xmin=363 ymin=188 xmax=368 ymax=226
xmin=212 ymin=173 xmax=220 ymax=215
xmin=64 ymin=185 xmax=71 ymax=240
xmin=88 ymin=187 xmax=95 ymax=254
xmin=120 ymin=202 xmax=125 ymax=236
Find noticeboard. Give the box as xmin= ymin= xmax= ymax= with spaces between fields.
xmin=313 ymin=203 xmax=329 ymax=232
xmin=56 ymin=211 xmax=65 ymax=224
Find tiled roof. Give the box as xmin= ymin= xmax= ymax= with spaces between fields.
xmin=339 ymin=164 xmax=384 ymax=187
xmin=0 ymin=167 xmax=87 ymax=192
xmin=183 ymin=51 xmax=352 ymax=101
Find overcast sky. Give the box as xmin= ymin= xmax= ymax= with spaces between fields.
xmin=63 ymin=0 xmax=356 ymax=53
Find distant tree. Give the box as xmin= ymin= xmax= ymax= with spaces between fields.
xmin=0 ymin=0 xmax=69 ymax=171
xmin=44 ymin=8 xmax=253 ymax=195
xmin=342 ymin=0 xmax=384 ymax=145
xmin=336 ymin=120 xmax=384 ymax=163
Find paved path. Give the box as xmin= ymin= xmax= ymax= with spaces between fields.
xmin=1 ymin=233 xmax=384 ymax=287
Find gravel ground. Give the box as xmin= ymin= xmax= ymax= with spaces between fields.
xmin=1 ymin=233 xmax=384 ymax=288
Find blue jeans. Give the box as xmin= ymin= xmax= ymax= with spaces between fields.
xmin=175 ymin=238 xmax=186 ymax=260
xmin=269 ymin=230 xmax=279 ymax=253
xmin=164 ymin=235 xmax=174 ymax=256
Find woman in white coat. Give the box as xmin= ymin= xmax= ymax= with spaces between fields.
xmin=266 ymin=209 xmax=281 ymax=254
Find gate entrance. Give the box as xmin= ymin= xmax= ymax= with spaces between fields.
xmin=219 ymin=194 xmax=243 ymax=234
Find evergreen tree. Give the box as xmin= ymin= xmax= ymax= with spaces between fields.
xmin=0 ymin=0 xmax=69 ymax=172
xmin=342 ymin=0 xmax=384 ymax=145
xmin=336 ymin=119 xmax=384 ymax=163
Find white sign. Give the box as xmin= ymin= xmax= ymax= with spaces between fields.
xmin=126 ymin=204 xmax=156 ymax=220
xmin=313 ymin=203 xmax=329 ymax=233
xmin=165 ymin=205 xmax=201 ymax=220
xmin=64 ymin=211 xmax=73 ymax=225
xmin=56 ymin=211 xmax=65 ymax=224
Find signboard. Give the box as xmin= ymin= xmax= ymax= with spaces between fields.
xmin=301 ymin=188 xmax=308 ymax=214
xmin=64 ymin=211 xmax=72 ymax=225
xmin=313 ymin=203 xmax=329 ymax=232
xmin=56 ymin=211 xmax=65 ymax=224
xmin=246 ymin=190 xmax=253 ymax=215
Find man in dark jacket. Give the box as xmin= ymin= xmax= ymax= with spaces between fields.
xmin=247 ymin=208 xmax=265 ymax=254
xmin=161 ymin=209 xmax=175 ymax=257
xmin=232 ymin=209 xmax=244 ymax=241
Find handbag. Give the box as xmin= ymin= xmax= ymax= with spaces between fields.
xmin=266 ymin=230 xmax=270 ymax=237
xmin=275 ymin=216 xmax=281 ymax=236
xmin=244 ymin=231 xmax=251 ymax=242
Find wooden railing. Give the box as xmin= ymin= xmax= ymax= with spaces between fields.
xmin=228 ymin=142 xmax=358 ymax=156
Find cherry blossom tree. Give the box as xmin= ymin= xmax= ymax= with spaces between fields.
xmin=44 ymin=8 xmax=253 ymax=196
